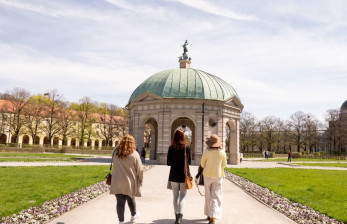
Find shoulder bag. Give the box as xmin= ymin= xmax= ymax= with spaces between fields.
xmin=105 ymin=149 xmax=117 ymax=185
xmin=184 ymin=144 xmax=193 ymax=189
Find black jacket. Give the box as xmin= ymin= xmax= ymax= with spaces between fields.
xmin=167 ymin=144 xmax=191 ymax=183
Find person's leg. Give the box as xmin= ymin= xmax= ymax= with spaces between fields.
xmin=204 ymin=177 xmax=213 ymax=218
xmin=210 ymin=178 xmax=223 ymax=219
xmin=125 ymin=195 xmax=137 ymax=216
xmin=177 ymin=182 xmax=187 ymax=214
xmin=171 ymin=182 xmax=180 ymax=215
xmin=115 ymin=194 xmax=126 ymax=222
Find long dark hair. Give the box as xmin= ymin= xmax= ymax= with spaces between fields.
xmin=171 ymin=130 xmax=187 ymax=150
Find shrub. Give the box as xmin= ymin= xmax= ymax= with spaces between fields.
xmin=320 ymin=151 xmax=326 ymax=155
xmin=269 ymin=152 xmax=275 ymax=158
xmin=292 ymin=152 xmax=301 ymax=158
xmin=313 ymin=152 xmax=320 ymax=156
xmin=332 ymin=150 xmax=341 ymax=156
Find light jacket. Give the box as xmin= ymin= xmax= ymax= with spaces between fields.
xmin=201 ymin=149 xmax=227 ymax=178
xmin=110 ymin=150 xmax=143 ymax=198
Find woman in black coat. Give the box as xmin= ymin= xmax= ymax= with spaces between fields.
xmin=167 ymin=129 xmax=191 ymax=224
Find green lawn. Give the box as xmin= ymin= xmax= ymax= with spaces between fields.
xmin=260 ymin=158 xmax=346 ymax=162
xmin=0 ymin=166 xmax=109 ymax=218
xmin=226 ymin=168 xmax=347 ymax=223
xmin=0 ymin=152 xmax=90 ymax=158
xmin=294 ymin=162 xmax=347 ymax=168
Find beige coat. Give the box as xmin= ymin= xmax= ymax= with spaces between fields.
xmin=110 ymin=150 xmax=143 ymax=198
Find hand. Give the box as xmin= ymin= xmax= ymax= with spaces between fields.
xmin=195 ymin=177 xmax=199 ymax=185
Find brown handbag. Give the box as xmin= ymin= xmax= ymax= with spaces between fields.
xmin=105 ymin=149 xmax=116 ymax=185
xmin=184 ymin=145 xmax=193 ymax=189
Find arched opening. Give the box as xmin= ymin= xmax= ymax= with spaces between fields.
xmin=22 ymin=135 xmax=30 ymax=144
xmin=171 ymin=117 xmax=196 ymax=160
xmin=95 ymin=140 xmax=99 ymax=147
xmin=108 ymin=140 xmax=113 ymax=147
xmin=71 ymin=138 xmax=76 ymax=147
xmin=11 ymin=135 xmax=17 ymax=143
xmin=142 ymin=118 xmax=158 ymax=160
xmin=0 ymin=134 xmax=7 ymax=144
xmin=43 ymin=137 xmax=49 ymax=145
xmin=102 ymin=140 xmax=106 ymax=147
xmin=87 ymin=140 xmax=91 ymax=147
xmin=53 ymin=137 xmax=59 ymax=146
xmin=34 ymin=136 xmax=40 ymax=145
xmin=226 ymin=119 xmax=239 ymax=165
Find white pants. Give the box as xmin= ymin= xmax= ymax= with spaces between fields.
xmin=204 ymin=177 xmax=223 ymax=219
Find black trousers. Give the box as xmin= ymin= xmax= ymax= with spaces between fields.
xmin=115 ymin=194 xmax=136 ymax=222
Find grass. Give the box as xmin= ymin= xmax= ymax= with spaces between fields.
xmin=226 ymin=168 xmax=347 ymax=223
xmin=294 ymin=162 xmax=347 ymax=168
xmin=0 ymin=152 xmax=90 ymax=158
xmin=0 ymin=158 xmax=79 ymax=162
xmin=0 ymin=165 xmax=109 ymax=218
xmin=260 ymin=158 xmax=346 ymax=162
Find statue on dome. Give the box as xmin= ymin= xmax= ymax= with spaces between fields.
xmin=182 ymin=40 xmax=188 ymax=54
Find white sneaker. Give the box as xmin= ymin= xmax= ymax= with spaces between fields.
xmin=130 ymin=212 xmax=140 ymax=222
xmin=119 ymin=222 xmax=124 ymax=224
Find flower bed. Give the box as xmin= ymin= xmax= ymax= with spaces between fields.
xmin=0 ymin=165 xmax=154 ymax=224
xmin=225 ymin=171 xmax=343 ymax=224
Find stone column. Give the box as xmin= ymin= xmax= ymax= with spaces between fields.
xmin=229 ymin=119 xmax=240 ymax=165
xmin=149 ymin=125 xmax=156 ymax=160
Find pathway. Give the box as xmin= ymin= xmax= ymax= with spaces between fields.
xmin=48 ymin=165 xmax=296 ymax=224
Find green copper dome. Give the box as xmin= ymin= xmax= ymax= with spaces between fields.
xmin=128 ymin=68 xmax=240 ymax=103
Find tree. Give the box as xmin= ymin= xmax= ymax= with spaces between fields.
xmin=59 ymin=104 xmax=76 ymax=146
xmin=24 ymin=96 xmax=46 ymax=145
xmin=42 ymin=90 xmax=64 ymax=147
xmin=325 ymin=109 xmax=345 ymax=153
xmin=76 ymin=97 xmax=96 ymax=146
xmin=4 ymin=88 xmax=30 ymax=143
xmin=240 ymin=111 xmax=257 ymax=152
xmin=288 ymin=111 xmax=308 ymax=152
xmin=260 ymin=116 xmax=278 ymax=151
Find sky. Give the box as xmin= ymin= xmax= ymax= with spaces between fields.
xmin=0 ymin=0 xmax=346 ymax=122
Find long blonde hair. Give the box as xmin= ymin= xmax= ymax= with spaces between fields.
xmin=116 ymin=134 xmax=136 ymax=159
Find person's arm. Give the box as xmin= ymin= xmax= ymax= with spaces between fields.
xmin=135 ymin=152 xmax=143 ymax=185
xmin=200 ymin=151 xmax=207 ymax=168
xmin=187 ymin=146 xmax=191 ymax=165
xmin=167 ymin=146 xmax=173 ymax=166
xmin=221 ymin=151 xmax=227 ymax=169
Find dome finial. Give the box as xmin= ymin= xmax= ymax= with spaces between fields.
xmin=179 ymin=40 xmax=191 ymax=68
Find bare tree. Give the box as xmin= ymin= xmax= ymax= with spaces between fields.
xmin=42 ymin=90 xmax=64 ymax=147
xmin=288 ymin=111 xmax=308 ymax=152
xmin=240 ymin=111 xmax=257 ymax=152
xmin=59 ymin=103 xmax=75 ymax=146
xmin=4 ymin=88 xmax=30 ymax=143
xmin=24 ymin=96 xmax=45 ymax=145
xmin=260 ymin=116 xmax=278 ymax=151
xmin=325 ymin=109 xmax=345 ymax=153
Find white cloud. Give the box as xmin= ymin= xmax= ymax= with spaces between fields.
xmin=171 ymin=0 xmax=256 ymax=21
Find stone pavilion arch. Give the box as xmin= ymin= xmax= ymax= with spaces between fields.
xmin=171 ymin=116 xmax=196 ymax=160
xmin=140 ymin=117 xmax=158 ymax=160
xmin=126 ymin=41 xmax=243 ymax=165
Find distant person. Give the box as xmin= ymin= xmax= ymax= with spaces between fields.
xmin=167 ymin=130 xmax=191 ymax=224
xmin=265 ymin=150 xmax=269 ymax=159
xmin=110 ymin=134 xmax=143 ymax=224
xmin=240 ymin=152 xmax=243 ymax=163
xmin=140 ymin=147 xmax=146 ymax=163
xmin=287 ymin=151 xmax=292 ymax=162
xmin=200 ymin=134 xmax=227 ymax=224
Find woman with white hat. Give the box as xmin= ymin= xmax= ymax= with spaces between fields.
xmin=200 ymin=134 xmax=227 ymax=224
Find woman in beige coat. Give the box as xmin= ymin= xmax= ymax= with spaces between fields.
xmin=110 ymin=134 xmax=143 ymax=224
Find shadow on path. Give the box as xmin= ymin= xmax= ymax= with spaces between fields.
xmin=135 ymin=218 xmax=207 ymax=224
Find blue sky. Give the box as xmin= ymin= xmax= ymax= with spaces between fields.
xmin=0 ymin=0 xmax=346 ymax=121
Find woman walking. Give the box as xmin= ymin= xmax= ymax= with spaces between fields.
xmin=200 ymin=134 xmax=227 ymax=224
xmin=110 ymin=134 xmax=143 ymax=224
xmin=167 ymin=129 xmax=191 ymax=224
